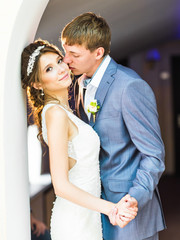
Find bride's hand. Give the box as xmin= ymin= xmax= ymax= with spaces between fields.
xmin=108 ymin=194 xmax=138 ymax=228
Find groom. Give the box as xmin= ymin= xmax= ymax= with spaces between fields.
xmin=61 ymin=12 xmax=166 ymax=240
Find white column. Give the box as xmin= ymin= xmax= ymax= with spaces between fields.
xmin=0 ymin=0 xmax=49 ymax=239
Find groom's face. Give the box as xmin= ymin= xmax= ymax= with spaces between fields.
xmin=62 ymin=43 xmax=100 ymax=78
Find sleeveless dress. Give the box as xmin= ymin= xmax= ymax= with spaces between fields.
xmin=41 ymin=103 xmax=103 ymax=240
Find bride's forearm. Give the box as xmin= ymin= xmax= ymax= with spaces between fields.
xmin=46 ymin=110 xmax=115 ymax=215
xmin=53 ymin=181 xmax=115 ymax=216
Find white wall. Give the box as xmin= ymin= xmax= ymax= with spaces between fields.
xmin=0 ymin=0 xmax=49 ymax=239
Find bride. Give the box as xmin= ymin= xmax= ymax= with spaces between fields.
xmin=21 ymin=39 xmax=138 ymax=240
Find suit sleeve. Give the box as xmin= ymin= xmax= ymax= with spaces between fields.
xmin=121 ymin=79 xmax=165 ymax=210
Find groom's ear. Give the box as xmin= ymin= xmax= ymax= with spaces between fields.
xmin=95 ymin=47 xmax=105 ymax=60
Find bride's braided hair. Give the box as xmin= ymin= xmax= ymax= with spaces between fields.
xmin=21 ymin=39 xmax=63 ymax=142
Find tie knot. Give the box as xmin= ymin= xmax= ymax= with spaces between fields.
xmin=83 ymin=78 xmax=92 ymax=87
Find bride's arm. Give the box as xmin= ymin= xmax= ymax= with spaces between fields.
xmin=45 ymin=106 xmax=137 ymax=222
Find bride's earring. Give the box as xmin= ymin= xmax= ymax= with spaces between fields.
xmin=40 ymin=89 xmax=44 ymax=96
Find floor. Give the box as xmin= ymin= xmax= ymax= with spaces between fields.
xmin=159 ymin=175 xmax=180 ymax=240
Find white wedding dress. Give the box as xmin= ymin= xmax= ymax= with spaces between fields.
xmin=42 ymin=103 xmax=103 ymax=240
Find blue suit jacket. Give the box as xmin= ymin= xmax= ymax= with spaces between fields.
xmin=77 ymin=59 xmax=166 ymax=240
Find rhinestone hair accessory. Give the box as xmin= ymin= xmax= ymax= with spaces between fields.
xmin=27 ymin=45 xmax=45 ymax=76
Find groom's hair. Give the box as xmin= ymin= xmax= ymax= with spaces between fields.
xmin=61 ymin=12 xmax=111 ymax=56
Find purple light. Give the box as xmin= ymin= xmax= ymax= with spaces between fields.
xmin=146 ymin=49 xmax=161 ymax=61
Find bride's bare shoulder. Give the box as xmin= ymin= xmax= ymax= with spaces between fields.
xmin=45 ymin=105 xmax=68 ymax=122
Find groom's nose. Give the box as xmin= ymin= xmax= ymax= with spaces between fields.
xmin=63 ymin=54 xmax=72 ymax=64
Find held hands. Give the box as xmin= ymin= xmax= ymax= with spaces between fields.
xmin=108 ymin=194 xmax=138 ymax=228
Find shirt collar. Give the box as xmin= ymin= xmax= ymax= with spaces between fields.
xmin=90 ymin=55 xmax=111 ymax=88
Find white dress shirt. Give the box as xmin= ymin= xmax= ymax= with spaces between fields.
xmin=84 ymin=55 xmax=111 ymax=119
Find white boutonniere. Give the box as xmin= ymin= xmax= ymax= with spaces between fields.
xmin=87 ymin=99 xmax=100 ymax=122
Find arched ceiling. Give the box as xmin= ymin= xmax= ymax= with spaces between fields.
xmin=36 ymin=0 xmax=180 ymax=59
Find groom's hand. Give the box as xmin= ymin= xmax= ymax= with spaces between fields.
xmin=124 ymin=194 xmax=138 ymax=209
xmin=108 ymin=194 xmax=138 ymax=228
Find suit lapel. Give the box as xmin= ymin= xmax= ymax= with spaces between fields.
xmin=89 ymin=59 xmax=117 ymax=127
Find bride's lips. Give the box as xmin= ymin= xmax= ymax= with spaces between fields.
xmin=59 ymin=73 xmax=69 ymax=81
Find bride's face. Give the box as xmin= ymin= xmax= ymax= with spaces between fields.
xmin=39 ymin=52 xmax=72 ymax=94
